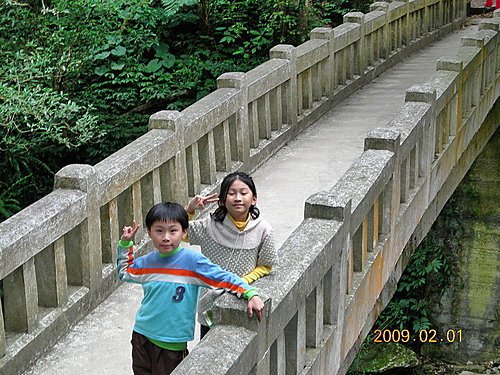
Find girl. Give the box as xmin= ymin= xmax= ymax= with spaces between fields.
xmin=184 ymin=172 xmax=277 ymax=338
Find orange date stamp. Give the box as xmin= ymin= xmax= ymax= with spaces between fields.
xmin=372 ymin=329 xmax=463 ymax=343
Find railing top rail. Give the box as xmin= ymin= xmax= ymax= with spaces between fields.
xmin=182 ymin=88 xmax=239 ymax=146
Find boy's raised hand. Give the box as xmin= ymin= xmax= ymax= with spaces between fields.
xmin=185 ymin=193 xmax=219 ymax=214
xmin=122 ymin=220 xmax=140 ymax=242
xmin=247 ymin=295 xmax=265 ymax=321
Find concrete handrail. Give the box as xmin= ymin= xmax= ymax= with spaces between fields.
xmin=0 ymin=1 xmax=473 ymax=373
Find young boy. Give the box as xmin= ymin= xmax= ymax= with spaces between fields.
xmin=117 ymin=202 xmax=264 ymax=375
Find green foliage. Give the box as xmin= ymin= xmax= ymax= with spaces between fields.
xmin=316 ymin=0 xmax=372 ymax=27
xmin=1 ymin=0 xmax=373 ymax=221
xmin=373 ymin=195 xmax=463 ymax=338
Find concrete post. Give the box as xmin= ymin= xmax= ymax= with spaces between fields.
xmin=305 ymin=190 xmax=351 ymax=373
xmin=217 ymin=72 xmax=251 ymax=170
xmin=310 ymin=27 xmax=335 ymax=98
xmin=270 ymin=45 xmax=298 ymax=130
xmin=149 ymin=110 xmax=189 ymax=204
xmin=364 ymin=128 xmax=401 ymax=282
xmin=365 ymin=128 xmax=401 ymax=238
xmin=213 ymin=294 xmax=272 ymax=366
xmin=478 ymin=20 xmax=500 ymax=32
xmin=54 ymin=164 xmax=101 ymax=291
xmin=343 ymin=12 xmax=366 ymax=76
xmin=478 ymin=20 xmax=500 ymax=89
xmin=462 ymin=35 xmax=486 ymax=111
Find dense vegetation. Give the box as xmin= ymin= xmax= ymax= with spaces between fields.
xmin=0 ymin=0 xmax=370 ymax=221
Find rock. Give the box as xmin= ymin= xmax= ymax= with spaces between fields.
xmin=348 ymin=342 xmax=420 ymax=374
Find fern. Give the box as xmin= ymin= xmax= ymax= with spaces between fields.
xmin=160 ymin=0 xmax=198 ymax=16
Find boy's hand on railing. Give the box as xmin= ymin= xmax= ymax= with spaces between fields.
xmin=247 ymin=296 xmax=264 ymax=321
xmin=185 ymin=193 xmax=219 ymax=214
xmin=121 ymin=220 xmax=140 ymax=242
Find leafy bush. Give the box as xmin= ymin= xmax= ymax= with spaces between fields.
xmin=0 ymin=0 xmax=372 ymax=221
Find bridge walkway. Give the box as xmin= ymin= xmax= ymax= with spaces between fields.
xmin=23 ymin=24 xmax=478 ymax=375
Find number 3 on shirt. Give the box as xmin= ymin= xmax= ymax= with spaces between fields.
xmin=172 ymin=286 xmax=186 ymax=303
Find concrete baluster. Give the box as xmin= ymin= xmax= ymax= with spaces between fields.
xmin=366 ymin=202 xmax=376 ymax=252
xmin=284 ymin=305 xmax=306 ymax=374
xmin=409 ymin=144 xmax=418 ymax=189
xmin=3 ymin=259 xmax=38 ymax=334
xmin=54 ymin=164 xmax=101 ymax=290
xmin=352 ymin=222 xmax=366 ymax=272
xmin=258 ymin=93 xmax=272 ymax=139
xmin=370 ymin=2 xmax=390 ymax=60
xmin=270 ymin=85 xmax=283 ymax=132
xmin=248 ymin=99 xmax=260 ymax=148
xmin=150 ymin=110 xmax=189 ymax=203
xmin=217 ymin=72 xmax=251 ymax=169
xmin=270 ymin=45 xmax=298 ymax=130
xmin=0 ymin=299 xmax=5 ymax=357
xmin=437 ymin=57 xmax=464 ymax=161
xmin=405 ymin=85 xmax=437 ymax=201
xmin=344 ymin=12 xmax=366 ymax=76
xmin=401 ymin=154 xmax=411 ymax=203
xmin=422 ymin=0 xmax=430 ymax=36
xmin=306 ymin=281 xmax=324 ymax=348
xmin=437 ymin=0 xmax=443 ymax=28
xmin=198 ymin=130 xmax=217 ymax=185
xmin=301 ymin=63 xmax=313 ymax=112
xmin=405 ymin=0 xmax=411 ymax=46
xmin=270 ymin=332 xmax=286 ymax=375
xmin=310 ymin=27 xmax=335 ymax=98
xmin=213 ymin=118 xmax=232 ymax=172
xmin=35 ymin=237 xmax=68 ymax=308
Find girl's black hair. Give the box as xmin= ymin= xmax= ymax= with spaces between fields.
xmin=212 ymin=172 xmax=260 ymax=222
xmin=145 ymin=202 xmax=189 ymax=230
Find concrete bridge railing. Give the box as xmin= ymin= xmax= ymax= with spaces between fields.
xmin=0 ymin=1 xmax=472 ymax=374
xmin=171 ymin=15 xmax=499 ymax=375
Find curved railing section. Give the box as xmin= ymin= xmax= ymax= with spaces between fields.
xmin=172 ymin=13 xmax=499 ymax=375
xmin=0 ymin=1 xmax=473 ymax=373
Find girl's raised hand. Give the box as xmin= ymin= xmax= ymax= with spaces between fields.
xmin=185 ymin=193 xmax=219 ymax=214
xmin=121 ymin=220 xmax=140 ymax=242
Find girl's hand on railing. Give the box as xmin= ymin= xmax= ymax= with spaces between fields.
xmin=185 ymin=193 xmax=219 ymax=214
xmin=121 ymin=220 xmax=140 ymax=242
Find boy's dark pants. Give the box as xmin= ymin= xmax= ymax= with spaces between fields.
xmin=131 ymin=331 xmax=188 ymax=375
